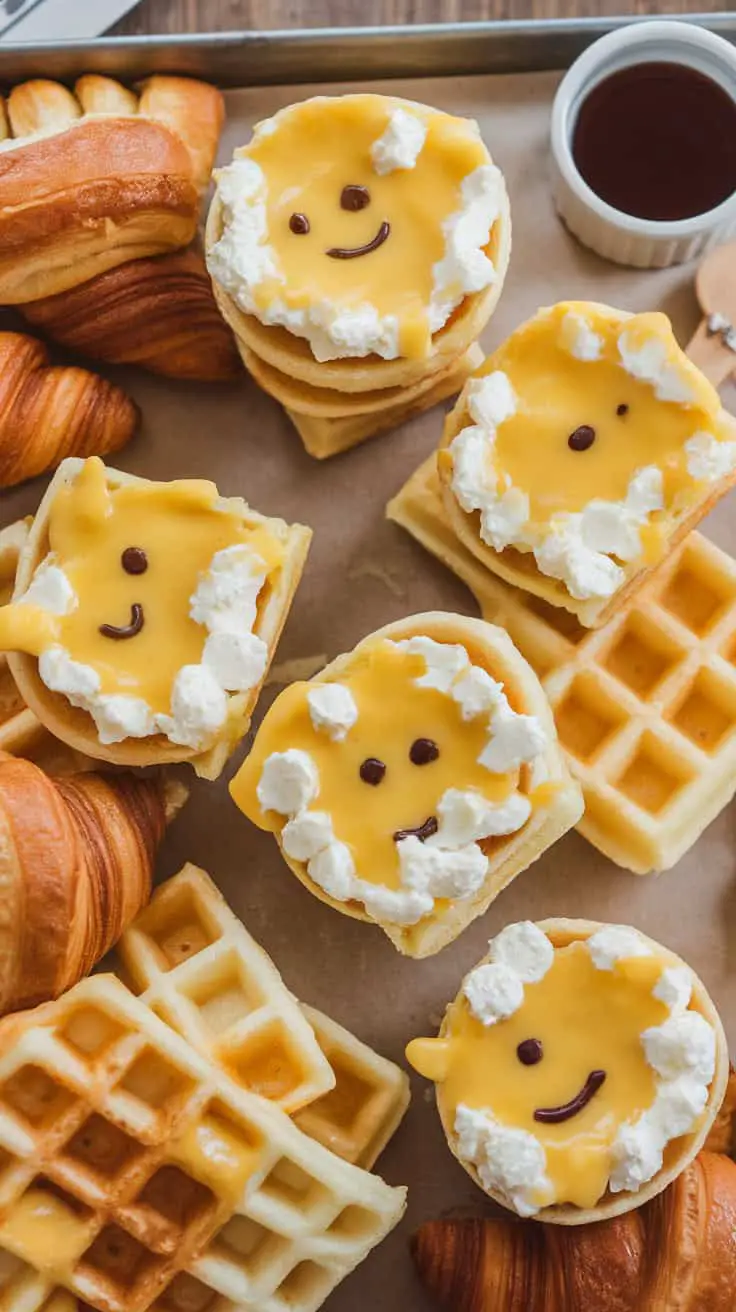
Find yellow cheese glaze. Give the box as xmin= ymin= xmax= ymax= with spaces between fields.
xmin=169 ymin=1111 xmax=261 ymax=1204
xmin=242 ymin=95 xmax=491 ymax=359
xmin=449 ymin=302 xmax=729 ymax=558
xmin=0 ymin=458 xmax=284 ymax=718
xmin=407 ymin=940 xmax=673 ymax=1210
xmin=231 ymin=638 xmax=523 ymax=896
xmin=0 ymin=1187 xmax=93 ymax=1268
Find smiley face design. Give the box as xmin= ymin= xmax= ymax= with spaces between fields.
xmin=207 ymin=94 xmax=506 ymax=362
xmin=230 ymin=632 xmax=548 ymax=928
xmin=0 ymin=457 xmax=284 ymax=749
xmin=407 ymin=921 xmax=722 ymax=1216
xmin=444 ymin=301 xmax=736 ymax=602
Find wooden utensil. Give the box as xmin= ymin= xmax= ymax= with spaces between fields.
xmin=687 ymin=241 xmax=736 ymax=386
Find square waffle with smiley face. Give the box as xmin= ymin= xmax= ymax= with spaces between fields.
xmin=407 ymin=919 xmax=729 ymax=1225
xmin=205 ymin=94 xmax=511 ymax=458
xmin=229 ymin=613 xmax=583 ymax=958
xmin=0 ymin=972 xmax=406 ymax=1312
xmin=0 ymin=457 xmax=311 ymax=780
xmin=388 ymin=456 xmax=736 ymax=873
xmin=438 ymin=301 xmax=736 ymax=628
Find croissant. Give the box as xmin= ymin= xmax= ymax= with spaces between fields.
xmin=0 ymin=332 xmax=139 ymax=488
xmin=22 ymin=249 xmax=242 ymax=382
xmin=413 ymin=1115 xmax=736 ymax=1310
xmin=0 ymin=74 xmax=223 ymax=303
xmin=0 ymin=753 xmax=187 ymax=1015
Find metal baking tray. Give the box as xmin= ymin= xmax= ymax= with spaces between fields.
xmin=0 ymin=13 xmax=733 ymax=87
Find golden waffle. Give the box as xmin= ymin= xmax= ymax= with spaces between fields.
xmin=388 ymin=458 xmax=736 ymax=873
xmin=437 ymin=303 xmax=736 ymax=629
xmin=6 ymin=460 xmax=312 ymax=781
xmin=118 ymin=866 xmax=410 ymax=1168
xmin=0 ymin=519 xmax=92 ymax=775
xmin=0 ymin=974 xmax=406 ymax=1312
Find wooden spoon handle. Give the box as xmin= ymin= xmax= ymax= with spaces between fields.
xmin=686 ymin=317 xmax=736 ymax=387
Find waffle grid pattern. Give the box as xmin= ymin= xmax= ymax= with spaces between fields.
xmin=0 ymin=977 xmax=405 ymax=1312
xmin=118 ymin=867 xmax=410 ymax=1170
xmin=388 ymin=459 xmax=736 ymax=872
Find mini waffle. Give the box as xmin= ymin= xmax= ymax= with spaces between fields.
xmin=118 ymin=866 xmax=410 ymax=1168
xmin=0 ymin=974 xmax=406 ymax=1312
xmin=6 ymin=459 xmax=312 ymax=781
xmin=388 ymin=458 xmax=736 ymax=873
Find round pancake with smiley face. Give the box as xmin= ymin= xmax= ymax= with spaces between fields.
xmin=0 ymin=457 xmax=311 ymax=777
xmin=439 ymin=301 xmax=736 ymax=626
xmin=206 ymin=94 xmax=510 ymax=388
xmin=230 ymin=614 xmax=583 ymax=957
xmin=407 ymin=919 xmax=728 ymax=1222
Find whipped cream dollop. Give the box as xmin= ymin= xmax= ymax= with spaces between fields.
xmin=27 ymin=543 xmax=269 ymax=749
xmin=207 ymin=104 xmax=504 ymax=363
xmin=454 ymin=923 xmax=717 ymax=1215
xmin=449 ymin=311 xmax=736 ymax=601
xmin=257 ymin=636 xmax=544 ymax=925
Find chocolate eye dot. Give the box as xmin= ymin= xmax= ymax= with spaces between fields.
xmin=341 ymin=184 xmax=370 ymax=212
xmin=517 ymin=1038 xmax=543 ymax=1066
xmin=617 ymin=403 xmax=629 ymax=416
xmin=289 ymin=212 xmax=310 ymax=235
xmin=121 ymin=547 xmax=148 ymax=575
xmin=360 ymin=758 xmax=386 ymax=786
xmin=568 ymin=424 xmax=596 ymax=452
xmin=410 ymin=738 xmax=439 ymax=766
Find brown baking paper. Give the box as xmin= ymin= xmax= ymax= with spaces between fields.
xmin=2 ymin=69 xmax=736 ymax=1312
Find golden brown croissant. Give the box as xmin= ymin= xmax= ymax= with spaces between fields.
xmin=0 ymin=331 xmax=139 ymax=488
xmin=0 ymin=753 xmax=186 ymax=1015
xmin=0 ymin=74 xmax=224 ymax=303
xmin=413 ymin=1151 xmax=736 ymax=1311
xmin=22 ymin=249 xmax=242 ymax=381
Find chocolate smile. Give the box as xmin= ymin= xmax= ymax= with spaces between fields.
xmin=534 ymin=1070 xmax=607 ymax=1124
xmin=326 ymin=220 xmax=391 ymax=260
xmin=393 ymin=815 xmax=438 ymax=844
xmin=99 ymin=603 xmax=144 ymax=641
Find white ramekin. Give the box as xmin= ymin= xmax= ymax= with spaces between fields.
xmin=551 ymin=21 xmax=736 ymax=269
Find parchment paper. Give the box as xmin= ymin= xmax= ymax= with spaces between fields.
xmin=3 ymin=70 xmax=736 ymax=1311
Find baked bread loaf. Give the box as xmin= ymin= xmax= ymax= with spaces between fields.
xmin=0 ymin=74 xmax=224 ymax=304
xmin=0 ymin=331 xmax=139 ymax=487
xmin=23 ymin=247 xmax=242 ymax=381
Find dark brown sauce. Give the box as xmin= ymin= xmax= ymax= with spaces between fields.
xmin=572 ymin=61 xmax=736 ymax=221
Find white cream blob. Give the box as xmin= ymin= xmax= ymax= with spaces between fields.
xmin=454 ymin=923 xmax=718 ymax=1214
xmin=258 ymin=636 xmax=544 ymax=925
xmin=25 ymin=543 xmax=270 ymax=749
xmin=207 ymin=105 xmax=503 ymax=363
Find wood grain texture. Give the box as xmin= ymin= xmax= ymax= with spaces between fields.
xmin=112 ymin=0 xmax=732 ymax=36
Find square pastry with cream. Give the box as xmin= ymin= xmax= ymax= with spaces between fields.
xmin=439 ymin=301 xmax=736 ymax=627
xmin=407 ymin=919 xmax=729 ymax=1222
xmin=205 ymin=94 xmax=510 ymax=458
xmin=229 ymin=613 xmax=583 ymax=957
xmin=0 ymin=457 xmax=311 ymax=779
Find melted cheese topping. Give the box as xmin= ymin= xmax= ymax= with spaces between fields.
xmin=240 ymin=96 xmax=490 ymax=359
xmin=231 ymin=639 xmax=521 ymax=896
xmin=0 ymin=457 xmax=283 ymax=717
xmin=407 ymin=942 xmax=670 ymax=1210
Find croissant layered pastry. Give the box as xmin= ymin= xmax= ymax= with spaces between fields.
xmin=0 ymin=74 xmax=224 ymax=303
xmin=0 ymin=753 xmax=186 ymax=1015
xmin=0 ymin=331 xmax=139 ymax=488
xmin=23 ymin=249 xmax=242 ymax=381
xmin=413 ymin=1075 xmax=736 ymax=1311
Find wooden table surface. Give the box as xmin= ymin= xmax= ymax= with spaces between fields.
xmin=112 ymin=0 xmax=732 ymax=36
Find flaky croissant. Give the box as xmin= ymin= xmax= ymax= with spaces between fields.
xmin=0 ymin=753 xmax=186 ymax=1015
xmin=0 ymin=74 xmax=223 ymax=303
xmin=413 ymin=1150 xmax=736 ymax=1310
xmin=0 ymin=332 xmax=138 ymax=488
xmin=23 ymin=249 xmax=242 ymax=382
